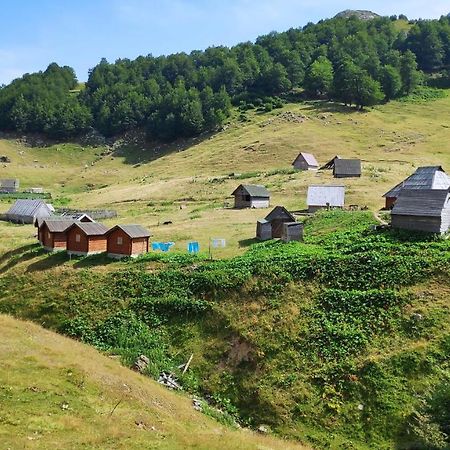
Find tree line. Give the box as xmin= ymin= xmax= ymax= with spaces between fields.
xmin=1 ymin=14 xmax=450 ymax=140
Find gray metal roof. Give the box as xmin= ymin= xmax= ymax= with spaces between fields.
xmin=384 ymin=166 xmax=449 ymax=198
xmin=392 ymin=189 xmax=450 ymax=217
xmin=6 ymin=199 xmax=52 ymax=217
xmin=232 ymin=184 xmax=270 ymax=198
xmin=293 ymin=152 xmax=319 ymax=167
xmin=107 ymin=224 xmax=151 ymax=238
xmin=334 ymin=159 xmax=361 ymax=176
xmin=265 ymin=206 xmax=296 ymax=222
xmin=68 ymin=222 xmax=108 ymax=236
xmin=44 ymin=220 xmax=76 ymax=233
xmin=307 ymin=185 xmax=345 ymax=207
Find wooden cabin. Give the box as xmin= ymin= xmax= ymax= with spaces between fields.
xmin=5 ymin=199 xmax=53 ymax=224
xmin=391 ymin=189 xmax=450 ymax=234
xmin=40 ymin=219 xmax=75 ymax=252
xmin=383 ymin=166 xmax=449 ymax=209
xmin=232 ymin=184 xmax=270 ymax=209
xmin=256 ymin=219 xmax=272 ymax=241
xmin=292 ymin=152 xmax=319 ymax=171
xmin=0 ymin=179 xmax=19 ymax=193
xmin=106 ymin=225 xmax=151 ymax=258
xmin=320 ymin=155 xmax=341 ymax=170
xmin=307 ymin=185 xmax=345 ymax=213
xmin=264 ymin=206 xmax=296 ymax=238
xmin=35 ymin=214 xmax=94 ymax=243
xmin=66 ymin=222 xmax=108 ymax=256
xmin=333 ymin=159 xmax=361 ymax=178
xmin=281 ymin=222 xmax=303 ymax=242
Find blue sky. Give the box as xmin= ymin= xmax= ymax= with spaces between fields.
xmin=1 ymin=0 xmax=449 ymax=85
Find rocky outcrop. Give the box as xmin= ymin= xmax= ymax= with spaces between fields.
xmin=335 ymin=10 xmax=380 ymax=20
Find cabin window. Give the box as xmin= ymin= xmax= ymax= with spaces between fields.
xmin=47 ymin=232 xmax=51 ymax=239
xmin=245 ymin=195 xmax=251 ymax=201
xmin=117 ymin=236 xmax=123 ymax=245
xmin=75 ymin=234 xmax=81 ymax=243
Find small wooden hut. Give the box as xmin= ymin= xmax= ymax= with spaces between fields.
xmin=383 ymin=166 xmax=449 ymax=209
xmin=232 ymin=184 xmax=270 ymax=209
xmin=4 ymin=199 xmax=53 ymax=224
xmin=0 ymin=179 xmax=19 ymax=193
xmin=40 ymin=219 xmax=75 ymax=252
xmin=66 ymin=222 xmax=108 ymax=256
xmin=256 ymin=219 xmax=272 ymax=241
xmin=391 ymin=189 xmax=450 ymax=234
xmin=106 ymin=225 xmax=151 ymax=258
xmin=307 ymin=185 xmax=345 ymax=213
xmin=333 ymin=159 xmax=361 ymax=178
xmin=292 ymin=152 xmax=319 ymax=171
xmin=281 ymin=222 xmax=303 ymax=242
xmin=264 ymin=206 xmax=296 ymax=238
xmin=320 ymin=155 xmax=341 ymax=170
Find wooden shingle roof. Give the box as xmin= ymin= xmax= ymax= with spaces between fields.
xmin=293 ymin=152 xmax=319 ymax=167
xmin=44 ymin=220 xmax=76 ymax=233
xmin=334 ymin=159 xmax=361 ymax=176
xmin=106 ymin=224 xmax=151 ymax=238
xmin=392 ymin=189 xmax=450 ymax=217
xmin=265 ymin=206 xmax=296 ymax=222
xmin=68 ymin=222 xmax=108 ymax=236
xmin=232 ymin=184 xmax=270 ymax=198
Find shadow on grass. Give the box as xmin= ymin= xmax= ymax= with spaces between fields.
xmin=73 ymin=253 xmax=116 ymax=269
xmin=114 ymin=132 xmax=215 ymax=166
xmin=238 ymin=238 xmax=258 ymax=248
xmin=0 ymin=245 xmax=45 ymax=274
xmin=26 ymin=251 xmax=70 ymax=273
xmin=0 ymin=243 xmax=40 ymax=264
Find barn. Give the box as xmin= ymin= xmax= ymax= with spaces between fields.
xmin=0 ymin=179 xmax=19 ymax=193
xmin=66 ymin=222 xmax=108 ymax=256
xmin=40 ymin=219 xmax=75 ymax=252
xmin=292 ymin=152 xmax=319 ymax=171
xmin=106 ymin=225 xmax=151 ymax=258
xmin=383 ymin=166 xmax=449 ymax=209
xmin=307 ymin=185 xmax=345 ymax=213
xmin=391 ymin=189 xmax=450 ymax=234
xmin=232 ymin=184 xmax=270 ymax=209
xmin=333 ymin=159 xmax=362 ymax=178
xmin=4 ymin=199 xmax=53 ymax=224
xmin=264 ymin=206 xmax=296 ymax=238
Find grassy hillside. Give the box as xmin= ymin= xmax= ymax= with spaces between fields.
xmin=1 ymin=210 xmax=449 ymax=449
xmin=0 ymin=93 xmax=450 ymax=449
xmin=0 ymin=314 xmax=307 ymax=449
xmin=1 ymin=93 xmax=450 ymax=258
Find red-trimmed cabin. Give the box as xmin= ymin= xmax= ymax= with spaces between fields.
xmin=106 ymin=225 xmax=151 ymax=258
xmin=66 ymin=222 xmax=108 ymax=256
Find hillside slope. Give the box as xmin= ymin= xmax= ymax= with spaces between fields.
xmin=0 ymin=314 xmax=307 ymax=449
xmin=1 ymin=93 xmax=450 ymax=258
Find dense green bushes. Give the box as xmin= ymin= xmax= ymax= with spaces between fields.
xmin=1 ymin=211 xmax=449 ymax=449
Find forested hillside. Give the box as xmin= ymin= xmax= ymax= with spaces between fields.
xmin=1 ymin=14 xmax=450 ymax=140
